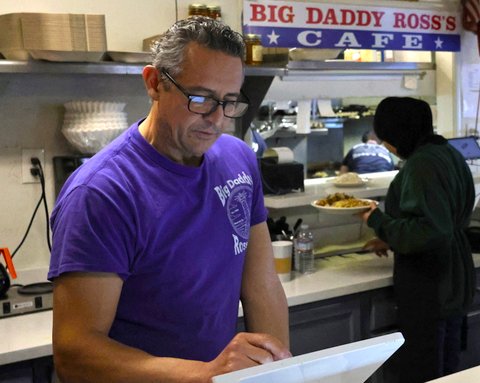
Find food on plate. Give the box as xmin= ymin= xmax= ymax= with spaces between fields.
xmin=314 ymin=192 xmax=371 ymax=208
xmin=315 ymin=192 xmax=354 ymax=206
xmin=313 ymin=171 xmax=329 ymax=178
xmin=334 ymin=172 xmax=363 ymax=184
xmin=331 ymin=199 xmax=371 ymax=208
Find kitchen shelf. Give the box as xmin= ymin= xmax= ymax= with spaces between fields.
xmin=283 ymin=61 xmax=434 ymax=79
xmin=287 ymin=61 xmax=434 ymax=71
xmin=0 ymin=59 xmax=435 ymax=77
xmin=0 ymin=59 xmax=285 ymax=76
xmin=262 ymin=128 xmax=329 ymax=140
xmin=0 ymin=59 xmax=145 ymax=75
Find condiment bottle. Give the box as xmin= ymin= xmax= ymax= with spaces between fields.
xmin=244 ymin=34 xmax=263 ymax=65
xmin=207 ymin=5 xmax=222 ymax=20
xmin=188 ymin=4 xmax=208 ymax=17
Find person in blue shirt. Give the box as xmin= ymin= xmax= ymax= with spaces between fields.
xmin=250 ymin=126 xmax=268 ymax=158
xmin=340 ymin=130 xmax=395 ymax=174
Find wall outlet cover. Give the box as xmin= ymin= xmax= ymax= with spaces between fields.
xmin=22 ymin=148 xmax=45 ymax=184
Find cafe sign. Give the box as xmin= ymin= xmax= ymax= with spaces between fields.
xmin=243 ymin=0 xmax=461 ymax=51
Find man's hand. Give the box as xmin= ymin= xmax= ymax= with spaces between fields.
xmin=206 ymin=332 xmax=291 ymax=380
xmin=363 ymin=238 xmax=390 ymax=257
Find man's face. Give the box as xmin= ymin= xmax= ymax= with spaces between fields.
xmin=155 ymin=43 xmax=244 ymax=165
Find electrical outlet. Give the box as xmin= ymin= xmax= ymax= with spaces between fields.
xmin=22 ymin=148 xmax=45 ymax=184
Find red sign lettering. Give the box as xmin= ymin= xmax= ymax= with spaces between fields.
xmin=249 ymin=3 xmax=294 ymax=23
xmin=305 ymin=7 xmax=384 ymax=27
xmin=250 ymin=4 xmax=267 ymax=22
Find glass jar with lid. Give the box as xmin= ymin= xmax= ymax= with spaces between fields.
xmin=244 ymin=34 xmax=263 ymax=65
xmin=207 ymin=5 xmax=222 ymax=20
xmin=188 ymin=4 xmax=208 ymax=17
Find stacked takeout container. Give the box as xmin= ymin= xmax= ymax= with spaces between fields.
xmin=0 ymin=12 xmax=106 ymax=61
xmin=62 ymin=101 xmax=128 ymax=154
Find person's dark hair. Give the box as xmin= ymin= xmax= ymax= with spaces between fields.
xmin=361 ymin=130 xmax=379 ymax=144
xmin=151 ymin=16 xmax=245 ymax=78
xmin=373 ymin=97 xmax=433 ymax=159
xmin=361 ymin=131 xmax=370 ymax=143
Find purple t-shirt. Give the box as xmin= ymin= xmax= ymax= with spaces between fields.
xmin=48 ymin=120 xmax=268 ymax=361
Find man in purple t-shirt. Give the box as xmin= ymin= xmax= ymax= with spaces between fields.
xmin=49 ymin=17 xmax=290 ymax=382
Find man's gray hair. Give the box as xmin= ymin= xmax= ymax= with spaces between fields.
xmin=151 ymin=16 xmax=246 ymax=77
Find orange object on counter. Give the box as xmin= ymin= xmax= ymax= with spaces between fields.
xmin=274 ymin=257 xmax=292 ymax=274
xmin=0 ymin=248 xmax=16 ymax=279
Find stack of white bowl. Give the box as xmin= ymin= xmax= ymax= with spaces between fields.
xmin=62 ymin=101 xmax=128 ymax=154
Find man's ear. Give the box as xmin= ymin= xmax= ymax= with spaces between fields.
xmin=142 ymin=65 xmax=161 ymax=100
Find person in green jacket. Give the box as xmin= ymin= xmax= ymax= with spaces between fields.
xmin=360 ymin=97 xmax=476 ymax=383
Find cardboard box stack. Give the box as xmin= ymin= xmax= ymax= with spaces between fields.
xmin=0 ymin=12 xmax=107 ymax=62
xmin=142 ymin=35 xmax=161 ymax=52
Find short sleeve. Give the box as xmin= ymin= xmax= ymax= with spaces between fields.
xmin=48 ymin=185 xmax=136 ymax=281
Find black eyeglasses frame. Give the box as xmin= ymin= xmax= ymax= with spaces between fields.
xmin=161 ymin=69 xmax=249 ymax=119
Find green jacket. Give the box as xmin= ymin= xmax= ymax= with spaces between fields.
xmin=368 ymin=140 xmax=476 ymax=318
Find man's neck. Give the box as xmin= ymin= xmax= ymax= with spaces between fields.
xmin=138 ymin=115 xmax=203 ymax=167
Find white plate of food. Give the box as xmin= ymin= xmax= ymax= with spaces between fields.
xmin=311 ymin=193 xmax=377 ymax=214
xmin=331 ymin=172 xmax=369 ymax=187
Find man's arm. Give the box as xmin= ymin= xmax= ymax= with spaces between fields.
xmin=340 ymin=149 xmax=354 ymax=174
xmin=53 ymin=270 xmax=290 ymax=382
xmin=240 ymin=222 xmax=290 ymax=349
xmin=53 ymin=272 xmax=208 ymax=383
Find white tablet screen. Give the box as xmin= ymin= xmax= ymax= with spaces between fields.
xmin=212 ymin=332 xmax=404 ymax=383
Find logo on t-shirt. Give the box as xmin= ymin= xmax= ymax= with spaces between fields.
xmin=227 ymin=186 xmax=251 ymax=239
xmin=214 ymin=172 xmax=253 ymax=255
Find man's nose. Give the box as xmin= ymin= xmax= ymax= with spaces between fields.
xmin=204 ymin=104 xmax=226 ymax=126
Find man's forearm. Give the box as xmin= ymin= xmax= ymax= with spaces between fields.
xmin=242 ymin=278 xmax=290 ymax=348
xmin=54 ymin=332 xmax=210 ymax=383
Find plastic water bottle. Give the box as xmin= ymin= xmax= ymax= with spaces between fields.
xmin=294 ymin=224 xmax=315 ymax=274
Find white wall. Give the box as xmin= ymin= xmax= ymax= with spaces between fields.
xmin=435 ymin=52 xmax=457 ymax=137
xmin=459 ymin=32 xmax=480 ymax=136
xmin=457 ymin=32 xmax=480 ymax=175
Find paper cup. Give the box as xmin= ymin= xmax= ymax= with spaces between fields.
xmin=272 ymin=240 xmax=293 ymax=282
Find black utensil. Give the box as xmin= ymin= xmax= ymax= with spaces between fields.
xmin=293 ymin=218 xmax=303 ymax=235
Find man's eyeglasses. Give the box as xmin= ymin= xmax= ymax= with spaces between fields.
xmin=161 ymin=70 xmax=249 ymax=119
